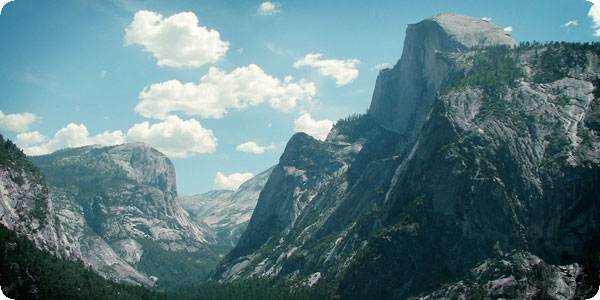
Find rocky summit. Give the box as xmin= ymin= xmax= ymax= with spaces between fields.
xmin=369 ymin=13 xmax=515 ymax=138
xmin=212 ymin=13 xmax=600 ymax=299
xmin=28 ymin=143 xmax=219 ymax=288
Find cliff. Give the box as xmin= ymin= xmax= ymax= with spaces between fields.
xmin=212 ymin=14 xmax=600 ymax=299
xmin=29 ymin=143 xmax=219 ymax=288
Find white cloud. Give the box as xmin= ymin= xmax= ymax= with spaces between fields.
xmin=236 ymin=141 xmax=275 ymax=154
xmin=0 ymin=0 xmax=13 ymax=15
xmin=257 ymin=1 xmax=280 ymax=16
xmin=18 ymin=116 xmax=217 ymax=158
xmin=214 ymin=172 xmax=253 ymax=190
xmin=135 ymin=64 xmax=316 ymax=119
xmin=100 ymin=71 xmax=107 ymax=78
xmin=588 ymin=0 xmax=600 ymax=36
xmin=15 ymin=131 xmax=46 ymax=147
xmin=18 ymin=123 xmax=125 ymax=156
xmin=294 ymin=113 xmax=334 ymax=141
xmin=503 ymin=26 xmax=513 ymax=33
xmin=562 ymin=20 xmax=579 ymax=28
xmin=0 ymin=110 xmax=37 ymax=133
xmin=125 ymin=115 xmax=217 ymax=157
xmin=294 ymin=53 xmax=360 ymax=86
xmin=375 ymin=63 xmax=390 ymax=70
xmin=124 ymin=10 xmax=230 ymax=68
xmin=482 ymin=17 xmax=492 ymax=22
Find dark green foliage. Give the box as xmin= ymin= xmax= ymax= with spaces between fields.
xmin=529 ymin=42 xmax=600 ymax=83
xmin=0 ymin=224 xmax=169 ymax=300
xmin=135 ymin=239 xmax=219 ymax=290
xmin=446 ymin=45 xmax=522 ymax=94
xmin=578 ymin=252 xmax=600 ymax=296
xmin=333 ymin=113 xmax=373 ymax=141
xmin=170 ymin=278 xmax=335 ymax=300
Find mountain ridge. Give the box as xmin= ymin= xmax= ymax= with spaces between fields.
xmin=212 ymin=14 xmax=600 ymax=299
xmin=28 ymin=142 xmax=219 ymax=288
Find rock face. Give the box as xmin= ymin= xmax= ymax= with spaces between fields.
xmin=0 ymin=136 xmax=62 ymax=257
xmin=180 ymin=167 xmax=274 ymax=253
xmin=409 ymin=250 xmax=593 ymax=300
xmin=212 ymin=14 xmax=600 ymax=299
xmin=29 ymin=143 xmax=218 ymax=288
xmin=369 ymin=13 xmax=515 ymax=137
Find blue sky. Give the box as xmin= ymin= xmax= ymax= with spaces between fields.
xmin=0 ymin=0 xmax=598 ymax=195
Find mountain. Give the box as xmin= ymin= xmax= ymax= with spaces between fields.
xmin=0 ymin=135 xmax=168 ymax=299
xmin=29 ymin=143 xmax=219 ymax=288
xmin=179 ymin=167 xmax=274 ymax=254
xmin=212 ymin=13 xmax=600 ymax=299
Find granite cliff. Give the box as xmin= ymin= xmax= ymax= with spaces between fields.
xmin=212 ymin=13 xmax=600 ymax=299
xmin=28 ymin=143 xmax=219 ymax=288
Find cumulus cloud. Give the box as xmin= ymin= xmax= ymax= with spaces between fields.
xmin=18 ymin=123 xmax=125 ymax=156
xmin=15 ymin=131 xmax=46 ymax=147
xmin=214 ymin=172 xmax=254 ymax=190
xmin=294 ymin=53 xmax=360 ymax=86
xmin=124 ymin=10 xmax=230 ymax=68
xmin=17 ymin=116 xmax=217 ymax=158
xmin=294 ymin=113 xmax=334 ymax=141
xmin=135 ymin=64 xmax=316 ymax=119
xmin=588 ymin=0 xmax=600 ymax=36
xmin=503 ymin=26 xmax=513 ymax=33
xmin=0 ymin=0 xmax=14 ymax=15
xmin=236 ymin=141 xmax=275 ymax=154
xmin=125 ymin=115 xmax=217 ymax=157
xmin=257 ymin=1 xmax=280 ymax=16
xmin=0 ymin=110 xmax=37 ymax=133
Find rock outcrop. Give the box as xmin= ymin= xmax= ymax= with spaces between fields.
xmin=410 ymin=250 xmax=595 ymax=300
xmin=0 ymin=136 xmax=61 ymax=257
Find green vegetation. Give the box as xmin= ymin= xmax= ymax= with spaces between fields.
xmin=170 ymin=277 xmax=335 ymax=300
xmin=526 ymin=42 xmax=600 ymax=83
xmin=135 ymin=239 xmax=219 ymax=290
xmin=0 ymin=134 xmax=42 ymax=178
xmin=0 ymin=223 xmax=168 ymax=300
xmin=445 ymin=45 xmax=522 ymax=94
xmin=332 ymin=112 xmax=373 ymax=141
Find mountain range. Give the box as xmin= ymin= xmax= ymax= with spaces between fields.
xmin=0 ymin=12 xmax=599 ymax=300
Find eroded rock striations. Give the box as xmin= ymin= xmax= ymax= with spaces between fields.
xmin=28 ymin=143 xmax=218 ymax=288
xmin=212 ymin=13 xmax=600 ymax=299
xmin=180 ymin=166 xmax=274 ymax=253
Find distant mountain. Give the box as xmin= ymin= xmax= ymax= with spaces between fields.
xmin=212 ymin=13 xmax=600 ymax=299
xmin=180 ymin=167 xmax=273 ymax=254
xmin=29 ymin=143 xmax=219 ymax=288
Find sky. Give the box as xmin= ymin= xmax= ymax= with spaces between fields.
xmin=0 ymin=0 xmax=598 ymax=195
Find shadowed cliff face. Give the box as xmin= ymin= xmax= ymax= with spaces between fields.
xmin=213 ymin=13 xmax=599 ymax=299
xmin=369 ymin=13 xmax=515 ymax=137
